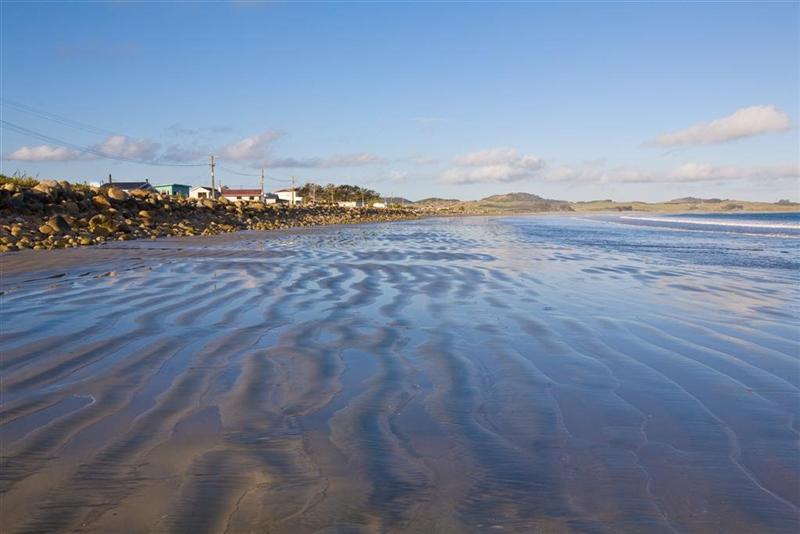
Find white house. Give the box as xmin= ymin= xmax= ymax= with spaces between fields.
xmin=222 ymin=188 xmax=263 ymax=202
xmin=189 ymin=186 xmax=218 ymax=199
xmin=274 ymin=189 xmax=303 ymax=205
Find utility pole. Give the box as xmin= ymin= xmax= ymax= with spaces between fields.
xmin=210 ymin=155 xmax=216 ymax=198
xmin=260 ymin=169 xmax=264 ymax=198
xmin=291 ymin=176 xmax=296 ymax=206
xmin=108 ymin=173 xmax=113 ymax=185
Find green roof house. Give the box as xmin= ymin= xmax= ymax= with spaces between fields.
xmin=154 ymin=184 xmax=191 ymax=197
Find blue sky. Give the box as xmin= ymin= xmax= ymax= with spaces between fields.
xmin=1 ymin=1 xmax=797 ymax=201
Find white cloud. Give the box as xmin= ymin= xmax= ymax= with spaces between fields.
xmin=539 ymin=160 xmax=798 ymax=185
xmin=94 ymin=135 xmax=160 ymax=160
xmin=218 ymin=130 xmax=284 ymax=161
xmin=647 ymin=105 xmax=792 ymax=147
xmin=161 ymin=144 xmax=208 ymax=163
xmin=322 ymin=153 xmax=385 ymax=167
xmin=439 ymin=147 xmax=545 ymax=184
xmin=266 ymin=152 xmax=385 ymax=168
xmin=664 ymin=162 xmax=798 ymax=183
xmin=408 ymin=155 xmax=438 ymax=165
xmin=388 ymin=170 xmax=408 ymax=183
xmin=5 ymin=144 xmax=90 ymax=161
xmin=6 ymin=135 xmax=160 ymax=162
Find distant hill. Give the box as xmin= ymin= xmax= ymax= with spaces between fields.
xmin=415 ymin=197 xmax=461 ymax=205
xmin=383 ymin=196 xmax=413 ymax=205
xmin=479 ymin=192 xmax=547 ymax=203
xmin=668 ymin=197 xmax=724 ymax=204
xmin=471 ymin=192 xmax=573 ymax=212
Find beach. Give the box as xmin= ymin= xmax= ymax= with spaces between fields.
xmin=1 ymin=214 xmax=798 ymax=532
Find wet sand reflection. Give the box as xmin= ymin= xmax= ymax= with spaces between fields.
xmin=1 ymin=216 xmax=798 ymax=532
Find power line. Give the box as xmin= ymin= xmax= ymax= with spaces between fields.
xmin=218 ymin=165 xmax=290 ymax=182
xmin=217 ymin=165 xmax=258 ymax=177
xmin=0 ymin=119 xmax=207 ymax=167
xmin=1 ymin=98 xmax=117 ymax=136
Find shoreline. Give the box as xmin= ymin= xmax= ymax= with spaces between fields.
xmin=2 ymin=214 xmax=797 ymax=532
xmin=2 ymin=178 xmax=797 ymax=254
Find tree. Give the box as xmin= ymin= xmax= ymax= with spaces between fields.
xmin=299 ymin=182 xmax=381 ymax=204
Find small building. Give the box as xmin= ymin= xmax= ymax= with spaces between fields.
xmin=154 ymin=184 xmax=191 ymax=197
xmin=222 ymin=188 xmax=263 ymax=202
xmin=263 ymin=193 xmax=279 ymax=204
xmin=337 ymin=201 xmax=357 ymax=208
xmin=101 ymin=180 xmax=153 ymax=192
xmin=190 ymin=186 xmax=218 ymax=199
xmin=372 ymin=202 xmax=386 ymax=208
xmin=274 ymin=189 xmax=303 ymax=205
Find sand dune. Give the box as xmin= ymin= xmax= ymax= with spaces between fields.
xmin=1 ymin=216 xmax=798 ymax=532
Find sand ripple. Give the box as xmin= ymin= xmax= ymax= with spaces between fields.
xmin=1 ymin=217 xmax=798 ymax=532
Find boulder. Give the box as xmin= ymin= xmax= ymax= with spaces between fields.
xmin=93 ymin=195 xmax=112 ymax=209
xmin=130 ymin=188 xmax=151 ymax=198
xmin=33 ymin=182 xmax=57 ymax=197
xmin=106 ymin=187 xmax=127 ymax=201
xmin=47 ymin=215 xmax=71 ymax=233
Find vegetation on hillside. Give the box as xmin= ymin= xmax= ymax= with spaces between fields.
xmin=1 ymin=174 xmax=40 ymax=188
xmin=297 ymin=183 xmax=382 ymax=203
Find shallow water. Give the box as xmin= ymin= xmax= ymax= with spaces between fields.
xmin=1 ymin=215 xmax=798 ymax=532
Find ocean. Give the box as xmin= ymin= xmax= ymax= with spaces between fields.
xmin=1 ymin=214 xmax=798 ymax=532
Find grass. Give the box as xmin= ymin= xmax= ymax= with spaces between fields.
xmin=0 ymin=174 xmax=39 ymax=187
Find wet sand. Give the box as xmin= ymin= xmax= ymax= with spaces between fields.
xmin=1 ymin=215 xmax=798 ymax=532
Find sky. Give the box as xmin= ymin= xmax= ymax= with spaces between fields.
xmin=1 ymin=1 xmax=798 ymax=202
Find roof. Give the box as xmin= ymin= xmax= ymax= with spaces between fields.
xmin=101 ymin=181 xmax=152 ymax=190
xmin=191 ymin=185 xmax=213 ymax=191
xmin=154 ymin=183 xmax=191 ymax=188
xmin=223 ymin=189 xmax=262 ymax=196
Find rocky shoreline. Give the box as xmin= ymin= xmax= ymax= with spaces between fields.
xmin=0 ymin=180 xmax=421 ymax=252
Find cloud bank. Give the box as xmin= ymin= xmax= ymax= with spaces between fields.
xmin=6 ymin=135 xmax=161 ymax=162
xmin=542 ymin=161 xmax=798 ymax=185
xmin=647 ymin=105 xmax=791 ymax=147
xmin=217 ymin=130 xmax=284 ymax=161
xmin=439 ymin=148 xmax=545 ymax=184
xmin=266 ymin=152 xmax=385 ymax=168
xmin=5 ymin=145 xmax=88 ymax=162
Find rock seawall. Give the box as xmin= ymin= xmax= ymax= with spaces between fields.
xmin=0 ymin=181 xmax=421 ymax=251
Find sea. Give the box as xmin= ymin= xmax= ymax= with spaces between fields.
xmin=1 ymin=212 xmax=798 ymax=532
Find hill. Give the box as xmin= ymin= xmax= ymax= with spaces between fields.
xmin=415 ymin=197 xmax=461 ymax=205
xmin=668 ymin=197 xmax=724 ymax=204
xmin=470 ymin=192 xmax=573 ymax=213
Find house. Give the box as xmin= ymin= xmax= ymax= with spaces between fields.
xmin=372 ymin=202 xmax=386 ymax=208
xmin=189 ymin=186 xmax=218 ymax=199
xmin=154 ymin=184 xmax=191 ymax=197
xmin=274 ymin=189 xmax=303 ymax=205
xmin=337 ymin=201 xmax=358 ymax=208
xmin=263 ymin=193 xmax=279 ymax=204
xmin=101 ymin=180 xmax=153 ymax=192
xmin=222 ymin=188 xmax=263 ymax=202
